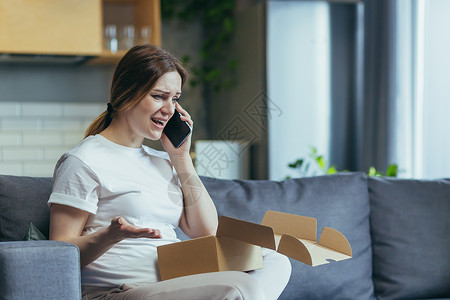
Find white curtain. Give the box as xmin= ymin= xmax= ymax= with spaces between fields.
xmin=393 ymin=0 xmax=450 ymax=179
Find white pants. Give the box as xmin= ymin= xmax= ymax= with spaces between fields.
xmin=83 ymin=249 xmax=291 ymax=300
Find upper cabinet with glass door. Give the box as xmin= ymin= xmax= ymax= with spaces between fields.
xmin=0 ymin=0 xmax=161 ymax=64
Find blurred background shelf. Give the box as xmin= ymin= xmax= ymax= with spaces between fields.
xmin=0 ymin=0 xmax=161 ymax=65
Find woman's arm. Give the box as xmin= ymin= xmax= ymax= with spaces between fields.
xmin=49 ymin=204 xmax=162 ymax=267
xmin=161 ymin=103 xmax=218 ymax=238
xmin=171 ymin=154 xmax=219 ymax=238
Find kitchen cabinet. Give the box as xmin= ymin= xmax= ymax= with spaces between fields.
xmin=0 ymin=0 xmax=102 ymax=56
xmin=0 ymin=0 xmax=161 ymax=64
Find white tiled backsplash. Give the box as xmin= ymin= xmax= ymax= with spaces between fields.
xmin=0 ymin=102 xmax=105 ymax=177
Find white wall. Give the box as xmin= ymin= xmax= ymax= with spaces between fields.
xmin=267 ymin=1 xmax=331 ymax=180
xmin=0 ymin=102 xmax=104 ymax=177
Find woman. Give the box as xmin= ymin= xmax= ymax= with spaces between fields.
xmin=48 ymin=44 xmax=291 ymax=300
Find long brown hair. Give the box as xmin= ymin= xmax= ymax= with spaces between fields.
xmin=85 ymin=44 xmax=188 ymax=137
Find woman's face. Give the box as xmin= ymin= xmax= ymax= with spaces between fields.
xmin=123 ymin=71 xmax=182 ymax=142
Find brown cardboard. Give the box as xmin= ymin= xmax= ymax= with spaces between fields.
xmin=261 ymin=211 xmax=352 ymax=266
xmin=157 ymin=236 xmax=220 ymax=280
xmin=157 ymin=210 xmax=352 ymax=280
xmin=217 ymin=214 xmax=277 ymax=249
xmin=157 ymin=217 xmax=264 ymax=281
xmin=215 ymin=236 xmax=263 ymax=272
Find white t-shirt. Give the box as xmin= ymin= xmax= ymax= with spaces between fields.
xmin=48 ymin=134 xmax=184 ymax=287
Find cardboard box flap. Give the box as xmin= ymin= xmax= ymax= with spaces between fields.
xmin=278 ymin=233 xmax=352 ymax=266
xmin=157 ymin=236 xmax=220 ymax=280
xmin=318 ymin=227 xmax=352 ymax=256
xmin=261 ymin=210 xmax=317 ymax=242
xmin=277 ymin=234 xmax=313 ymax=266
xmin=262 ymin=211 xmax=352 ymax=266
xmin=217 ymin=216 xmax=277 ymax=250
xmin=215 ymin=236 xmax=264 ymax=272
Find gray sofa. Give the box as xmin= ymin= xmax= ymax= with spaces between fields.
xmin=0 ymin=172 xmax=449 ymax=300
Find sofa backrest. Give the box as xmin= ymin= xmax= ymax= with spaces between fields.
xmin=368 ymin=176 xmax=450 ymax=299
xmin=1 ymin=172 xmax=376 ymax=300
xmin=0 ymin=175 xmax=53 ymax=241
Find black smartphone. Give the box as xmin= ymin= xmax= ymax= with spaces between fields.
xmin=163 ymin=110 xmax=192 ymax=148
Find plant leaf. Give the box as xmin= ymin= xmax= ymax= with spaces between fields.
xmin=326 ymin=166 xmax=338 ymax=174
xmin=368 ymin=167 xmax=377 ymax=177
xmin=317 ymin=156 xmax=325 ymax=169
xmin=386 ymin=164 xmax=398 ymax=177
xmin=288 ymin=159 xmax=303 ymax=169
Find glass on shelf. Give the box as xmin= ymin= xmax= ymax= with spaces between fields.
xmin=104 ymin=24 xmax=118 ymax=53
xmin=119 ymin=25 xmax=135 ymax=51
xmin=137 ymin=25 xmax=152 ymax=45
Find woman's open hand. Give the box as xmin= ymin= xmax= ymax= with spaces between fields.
xmin=108 ymin=216 xmax=162 ymax=243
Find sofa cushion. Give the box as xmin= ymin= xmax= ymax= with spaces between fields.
xmin=369 ymin=177 xmax=450 ymax=299
xmin=200 ymin=172 xmax=375 ymax=300
xmin=0 ymin=240 xmax=81 ymax=300
xmin=0 ymin=175 xmax=53 ymax=241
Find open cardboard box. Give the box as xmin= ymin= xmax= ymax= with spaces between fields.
xmin=157 ymin=210 xmax=352 ymax=280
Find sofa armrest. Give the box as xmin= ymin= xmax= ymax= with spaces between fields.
xmin=0 ymin=240 xmax=81 ymax=300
